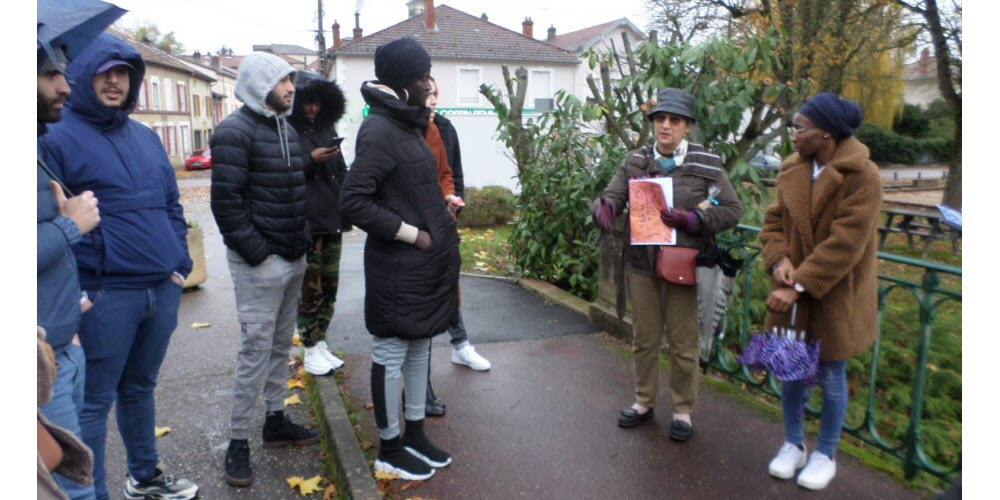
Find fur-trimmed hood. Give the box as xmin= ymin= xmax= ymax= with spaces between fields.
xmin=289 ymin=71 xmax=346 ymax=130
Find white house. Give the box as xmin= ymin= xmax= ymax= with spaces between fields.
xmin=547 ymin=18 xmax=647 ymax=100
xmin=325 ymin=2 xmax=580 ymax=192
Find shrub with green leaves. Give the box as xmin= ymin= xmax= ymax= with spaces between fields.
xmin=458 ymin=186 xmax=516 ymax=228
xmin=506 ymin=91 xmax=623 ymax=300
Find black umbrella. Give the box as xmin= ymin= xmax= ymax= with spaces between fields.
xmin=38 ymin=0 xmax=126 ymax=65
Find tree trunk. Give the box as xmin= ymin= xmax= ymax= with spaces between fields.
xmin=942 ymin=108 xmax=961 ymax=208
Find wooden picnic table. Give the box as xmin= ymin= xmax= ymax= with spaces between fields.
xmin=878 ymin=205 xmax=961 ymax=258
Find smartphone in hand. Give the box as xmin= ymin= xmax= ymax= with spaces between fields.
xmin=329 ymin=136 xmax=345 ymax=148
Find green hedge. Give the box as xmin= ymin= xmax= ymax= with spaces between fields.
xmin=854 ymin=123 xmax=953 ymax=164
xmin=458 ymin=186 xmax=516 ymax=228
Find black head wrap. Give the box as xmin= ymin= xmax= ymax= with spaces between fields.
xmin=374 ymin=37 xmax=431 ymax=90
xmin=799 ymin=92 xmax=863 ymax=141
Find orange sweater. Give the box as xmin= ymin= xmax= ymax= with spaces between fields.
xmin=424 ymin=119 xmax=455 ymax=198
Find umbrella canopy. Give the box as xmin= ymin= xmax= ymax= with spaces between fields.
xmin=695 ymin=246 xmax=742 ymax=364
xmin=38 ymin=0 xmax=126 ymax=65
xmin=739 ymin=303 xmax=820 ymax=386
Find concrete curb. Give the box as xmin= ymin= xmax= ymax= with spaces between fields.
xmin=516 ymin=277 xmax=634 ymax=344
xmin=315 ymin=375 xmax=381 ymax=500
xmin=516 ymin=277 xmax=591 ymax=317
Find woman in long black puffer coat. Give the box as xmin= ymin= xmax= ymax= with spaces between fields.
xmin=339 ymin=37 xmax=458 ymax=482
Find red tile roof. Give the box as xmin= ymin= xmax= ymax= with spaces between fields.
xmin=331 ymin=5 xmax=577 ymax=64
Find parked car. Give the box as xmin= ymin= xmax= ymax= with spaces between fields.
xmin=750 ymin=154 xmax=781 ymax=175
xmin=184 ymin=148 xmax=212 ymax=170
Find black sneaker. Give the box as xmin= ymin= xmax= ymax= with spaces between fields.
xmin=224 ymin=439 xmax=253 ymax=487
xmin=124 ymin=467 xmax=199 ymax=499
xmin=403 ymin=419 xmax=452 ymax=468
xmin=374 ymin=436 xmax=434 ymax=481
xmin=262 ymin=410 xmax=319 ymax=448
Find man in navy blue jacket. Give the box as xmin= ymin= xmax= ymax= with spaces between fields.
xmin=40 ymin=33 xmax=197 ymax=500
xmin=37 ymin=26 xmax=104 ymax=500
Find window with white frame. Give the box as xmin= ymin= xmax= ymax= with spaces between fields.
xmin=137 ymin=80 xmax=147 ymax=111
xmin=151 ymin=78 xmax=161 ymax=110
xmin=164 ymin=78 xmax=174 ymax=111
xmin=177 ymin=81 xmax=187 ymax=112
xmin=457 ymin=68 xmax=481 ymax=106
xmin=528 ymin=69 xmax=553 ymax=106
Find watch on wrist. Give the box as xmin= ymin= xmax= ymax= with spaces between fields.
xmin=793 ymin=282 xmax=805 ymax=293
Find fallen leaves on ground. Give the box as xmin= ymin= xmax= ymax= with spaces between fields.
xmin=298 ymin=476 xmax=323 ymax=495
xmin=154 ymin=426 xmax=171 ymax=437
xmin=292 ymin=333 xmax=302 ymax=346
xmin=287 ymin=378 xmax=306 ymax=389
xmin=374 ymin=471 xmax=399 ymax=480
xmin=286 ymin=475 xmax=323 ymax=496
xmin=322 ymin=483 xmax=338 ymax=500
xmin=400 ymin=481 xmax=423 ymax=491
xmin=364 ymin=402 xmax=373 ymax=410
xmin=360 ymin=440 xmax=373 ymax=451
xmin=190 ymin=322 xmax=211 ymax=328
xmin=284 ymin=394 xmax=302 ymax=406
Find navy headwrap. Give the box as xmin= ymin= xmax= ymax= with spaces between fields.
xmin=799 ymin=93 xmax=863 ymax=141
xmin=374 ymin=37 xmax=431 ymax=90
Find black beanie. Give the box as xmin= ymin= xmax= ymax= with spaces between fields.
xmin=374 ymin=37 xmax=431 ymax=90
xmin=799 ymin=92 xmax=863 ymax=141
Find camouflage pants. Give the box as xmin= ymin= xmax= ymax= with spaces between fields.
xmin=297 ymin=234 xmax=342 ymax=347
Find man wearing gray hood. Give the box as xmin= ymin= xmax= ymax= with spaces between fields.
xmin=210 ymin=52 xmax=317 ymax=487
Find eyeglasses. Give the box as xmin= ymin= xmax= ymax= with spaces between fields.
xmin=653 ymin=114 xmax=686 ymax=125
xmin=786 ymin=121 xmax=817 ymax=135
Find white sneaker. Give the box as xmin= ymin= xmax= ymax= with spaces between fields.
xmin=451 ymin=344 xmax=491 ymax=371
xmin=316 ymin=341 xmax=345 ymax=370
xmin=303 ymin=345 xmax=335 ymax=376
xmin=797 ymin=451 xmax=836 ymax=490
xmin=768 ymin=442 xmax=807 ymax=479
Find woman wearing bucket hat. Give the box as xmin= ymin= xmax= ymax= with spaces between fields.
xmin=759 ymin=93 xmax=882 ymax=490
xmin=340 ymin=37 xmax=459 ymax=481
xmin=591 ymin=88 xmax=743 ymax=441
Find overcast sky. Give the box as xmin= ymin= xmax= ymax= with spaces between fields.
xmin=111 ymin=0 xmax=651 ymax=55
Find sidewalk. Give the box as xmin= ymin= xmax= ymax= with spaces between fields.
xmin=102 ymin=174 xmax=323 ymax=499
xmin=331 ymin=316 xmax=918 ymax=499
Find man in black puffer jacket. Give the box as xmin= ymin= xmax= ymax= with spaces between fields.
xmin=340 ymin=37 xmax=459 ymax=482
xmin=288 ymin=70 xmax=351 ymax=377
xmin=210 ymin=52 xmax=318 ymax=488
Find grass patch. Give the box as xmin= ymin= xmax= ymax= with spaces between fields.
xmin=459 ymin=225 xmax=517 ymax=276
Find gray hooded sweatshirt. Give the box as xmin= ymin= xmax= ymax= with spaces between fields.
xmin=235 ymin=52 xmax=296 ymax=165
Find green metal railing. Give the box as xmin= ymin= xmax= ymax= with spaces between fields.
xmin=709 ymin=224 xmax=961 ymax=483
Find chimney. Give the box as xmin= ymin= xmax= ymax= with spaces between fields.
xmin=407 ymin=0 xmax=425 ymax=17
xmin=480 ymin=13 xmax=488 ymax=21
xmin=210 ymin=55 xmax=220 ymax=70
xmin=332 ymin=20 xmax=341 ymax=48
xmin=192 ymin=50 xmax=201 ymax=63
xmin=547 ymin=25 xmax=556 ymax=42
xmin=425 ymin=0 xmax=435 ymax=31
xmin=353 ymin=11 xmax=363 ymax=41
xmin=522 ymin=17 xmax=534 ymax=38
xmin=919 ymin=47 xmax=930 ymax=74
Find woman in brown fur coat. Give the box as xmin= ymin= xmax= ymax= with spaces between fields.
xmin=759 ymin=93 xmax=882 ymax=491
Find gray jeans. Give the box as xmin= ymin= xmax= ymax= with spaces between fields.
xmin=371 ymin=337 xmax=431 ymax=440
xmin=226 ymin=250 xmax=306 ymax=440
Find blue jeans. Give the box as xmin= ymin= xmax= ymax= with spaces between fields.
xmin=78 ymin=279 xmax=182 ymax=500
xmin=40 ymin=343 xmax=96 ymax=500
xmin=781 ymin=360 xmax=848 ymax=458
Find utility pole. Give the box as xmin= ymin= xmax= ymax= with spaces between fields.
xmin=315 ymin=0 xmax=327 ymax=77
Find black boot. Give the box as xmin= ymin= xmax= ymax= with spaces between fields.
xmin=224 ymin=439 xmax=253 ymax=487
xmin=374 ymin=436 xmax=434 ymax=481
xmin=403 ymin=419 xmax=452 ymax=468
xmin=262 ymin=410 xmax=319 ymax=448
xmin=426 ymin=379 xmax=446 ymax=417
